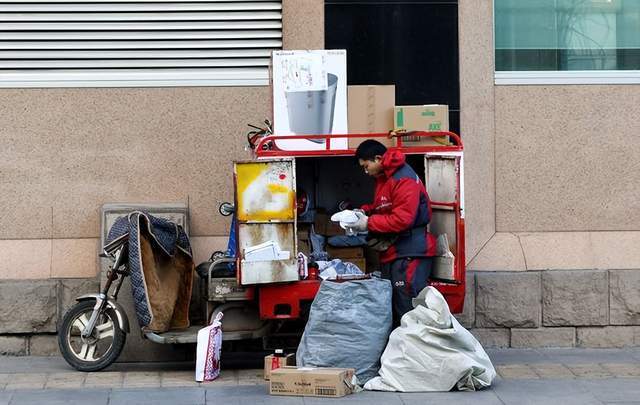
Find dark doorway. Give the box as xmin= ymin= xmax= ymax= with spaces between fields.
xmin=325 ymin=0 xmax=460 ymax=134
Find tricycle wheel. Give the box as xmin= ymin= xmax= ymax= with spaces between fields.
xmin=57 ymin=300 xmax=126 ymax=372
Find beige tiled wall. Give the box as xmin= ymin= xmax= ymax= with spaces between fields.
xmin=459 ymin=0 xmax=640 ymax=271
xmin=495 ymin=85 xmax=640 ymax=232
xmin=4 ymin=0 xmax=639 ymax=278
xmin=0 ymin=1 xmax=324 ymax=280
xmin=469 ymin=231 xmax=640 ymax=271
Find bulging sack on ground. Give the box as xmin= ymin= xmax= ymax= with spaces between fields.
xmin=365 ymin=287 xmax=496 ymax=392
xmin=195 ymin=312 xmax=224 ymax=382
xmin=296 ymin=278 xmax=392 ymax=384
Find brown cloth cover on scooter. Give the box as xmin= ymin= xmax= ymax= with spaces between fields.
xmin=139 ymin=229 xmax=193 ymax=332
xmin=107 ymin=211 xmax=194 ymax=333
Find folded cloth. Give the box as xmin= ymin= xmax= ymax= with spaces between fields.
xmin=327 ymin=235 xmax=367 ymax=247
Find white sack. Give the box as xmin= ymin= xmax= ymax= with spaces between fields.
xmin=364 ymin=287 xmax=495 ymax=392
xmin=195 ymin=312 xmax=223 ymax=382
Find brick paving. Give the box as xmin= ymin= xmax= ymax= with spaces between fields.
xmin=1 ymin=349 xmax=640 ymax=404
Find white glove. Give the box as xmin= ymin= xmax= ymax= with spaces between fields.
xmin=350 ymin=211 xmax=369 ymax=233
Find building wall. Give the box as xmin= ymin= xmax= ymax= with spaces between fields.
xmin=0 ymin=0 xmax=324 ymax=355
xmin=0 ymin=0 xmax=324 ymax=281
xmin=459 ymin=0 xmax=640 ymax=348
xmin=2 ymin=0 xmax=639 ymax=354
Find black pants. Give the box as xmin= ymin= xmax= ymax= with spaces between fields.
xmin=381 ymin=257 xmax=433 ymax=327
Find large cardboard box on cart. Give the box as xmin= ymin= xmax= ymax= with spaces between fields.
xmin=348 ymin=85 xmax=395 ymax=149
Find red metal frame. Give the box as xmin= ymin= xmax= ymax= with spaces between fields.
xmin=254 ymin=131 xmax=463 ymax=158
xmin=258 ymin=280 xmax=321 ymax=319
xmin=246 ymin=131 xmax=465 ymax=317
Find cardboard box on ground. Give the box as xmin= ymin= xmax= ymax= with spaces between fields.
xmin=394 ymin=105 xmax=450 ymax=145
xmin=269 ymin=367 xmax=355 ymax=398
xmin=264 ymin=353 xmax=296 ymax=380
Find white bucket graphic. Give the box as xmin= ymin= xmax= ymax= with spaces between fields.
xmin=284 ymin=73 xmax=338 ymax=142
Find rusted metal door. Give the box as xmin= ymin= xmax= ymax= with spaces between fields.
xmin=234 ymin=159 xmax=298 ymax=285
xmin=424 ymin=152 xmax=465 ymax=286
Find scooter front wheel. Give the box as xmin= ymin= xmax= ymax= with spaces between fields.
xmin=57 ymin=300 xmax=126 ymax=372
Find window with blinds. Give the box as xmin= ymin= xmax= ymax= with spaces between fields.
xmin=0 ymin=0 xmax=282 ymax=87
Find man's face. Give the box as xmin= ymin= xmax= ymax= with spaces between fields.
xmin=358 ymin=156 xmax=384 ymax=177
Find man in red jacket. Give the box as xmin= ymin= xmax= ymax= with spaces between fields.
xmin=351 ymin=140 xmax=434 ymax=325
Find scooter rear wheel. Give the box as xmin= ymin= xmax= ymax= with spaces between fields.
xmin=58 ymin=300 xmax=126 ymax=372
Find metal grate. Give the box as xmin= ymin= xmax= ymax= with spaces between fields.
xmin=0 ymin=0 xmax=282 ymax=87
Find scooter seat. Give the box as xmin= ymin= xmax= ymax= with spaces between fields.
xmin=195 ymin=260 xmax=235 ymax=279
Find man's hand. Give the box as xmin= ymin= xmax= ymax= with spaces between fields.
xmin=350 ymin=211 xmax=369 ymax=233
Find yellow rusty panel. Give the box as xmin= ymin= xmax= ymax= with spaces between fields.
xmin=235 ymin=161 xmax=295 ymax=222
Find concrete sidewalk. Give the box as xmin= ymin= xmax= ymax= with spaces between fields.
xmin=2 ymin=348 xmax=640 ymax=404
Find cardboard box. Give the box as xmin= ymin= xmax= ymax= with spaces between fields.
xmin=394 ymin=105 xmax=450 ymax=145
xmin=272 ymin=50 xmax=348 ymax=151
xmin=313 ymin=212 xmax=328 ymax=235
xmin=313 ymin=212 xmax=344 ymax=236
xmin=264 ymin=354 xmax=296 ymax=380
xmin=270 ymin=367 xmax=355 ymax=398
xmin=326 ymin=246 xmax=364 ymax=259
xmin=325 ymin=221 xmax=344 ymax=236
xmin=348 ymin=85 xmax=395 ymax=149
xmin=297 ymin=239 xmax=311 ymax=256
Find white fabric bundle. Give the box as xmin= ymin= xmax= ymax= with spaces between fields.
xmin=365 ymin=287 xmax=495 ymax=392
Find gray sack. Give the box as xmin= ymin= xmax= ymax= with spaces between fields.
xmin=296 ymin=278 xmax=393 ymax=384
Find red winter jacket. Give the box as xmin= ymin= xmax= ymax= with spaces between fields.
xmin=361 ymin=149 xmax=436 ymax=263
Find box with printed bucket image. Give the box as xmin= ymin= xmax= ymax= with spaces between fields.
xmin=394 ymin=105 xmax=450 ymax=146
xmin=272 ymin=50 xmax=348 ymax=151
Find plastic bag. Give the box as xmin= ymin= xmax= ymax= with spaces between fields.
xmin=296 ymin=278 xmax=392 ymax=384
xmin=364 ymin=287 xmax=496 ymax=392
xmin=195 ymin=312 xmax=224 ymax=382
xmin=317 ymin=259 xmax=364 ymax=280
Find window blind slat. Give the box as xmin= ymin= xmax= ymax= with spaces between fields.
xmin=0 ymin=58 xmax=270 ymax=68
xmin=0 ymin=2 xmax=281 ymax=12
xmin=0 ymin=67 xmax=269 ymax=80
xmin=0 ymin=39 xmax=282 ymax=50
xmin=0 ymin=21 xmax=282 ymax=30
xmin=0 ymin=48 xmax=274 ymax=59
xmin=0 ymin=30 xmax=282 ymax=40
xmin=0 ymin=11 xmax=282 ymax=21
xmin=0 ymin=0 xmax=275 ymax=2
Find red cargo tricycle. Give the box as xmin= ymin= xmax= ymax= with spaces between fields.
xmin=57 ymin=131 xmax=465 ymax=372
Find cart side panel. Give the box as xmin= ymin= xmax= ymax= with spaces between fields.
xmin=234 ymin=159 xmax=298 ymax=286
xmin=238 ymin=223 xmax=298 ymax=284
